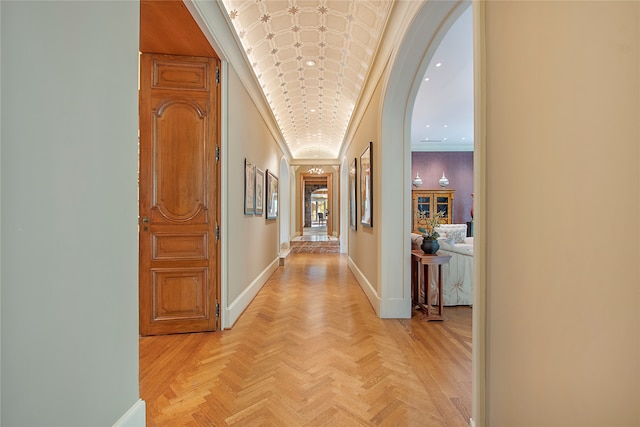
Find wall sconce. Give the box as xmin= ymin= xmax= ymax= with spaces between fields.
xmin=412 ymin=172 xmax=423 ymax=188
xmin=439 ymin=172 xmax=449 ymax=188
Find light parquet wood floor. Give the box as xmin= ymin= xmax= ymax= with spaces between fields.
xmin=140 ymin=253 xmax=472 ymax=426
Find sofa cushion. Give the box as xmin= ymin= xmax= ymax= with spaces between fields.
xmin=439 ymin=235 xmax=456 ymax=246
xmin=449 ymin=229 xmax=466 ymax=244
xmin=435 ymin=224 xmax=467 ymax=244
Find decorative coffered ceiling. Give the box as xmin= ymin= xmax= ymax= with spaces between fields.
xmin=220 ymin=0 xmax=393 ymax=160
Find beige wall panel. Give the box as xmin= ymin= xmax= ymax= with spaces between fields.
xmin=484 ymin=1 xmax=640 ymax=425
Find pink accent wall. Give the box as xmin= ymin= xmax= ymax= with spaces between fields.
xmin=411 ymin=151 xmax=474 ymax=224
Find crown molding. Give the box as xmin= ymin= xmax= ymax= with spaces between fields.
xmin=184 ymin=0 xmax=293 ymax=163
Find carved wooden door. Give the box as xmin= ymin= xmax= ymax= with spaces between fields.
xmin=139 ymin=53 xmax=220 ymax=336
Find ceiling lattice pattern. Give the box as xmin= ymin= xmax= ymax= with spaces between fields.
xmin=221 ymin=0 xmax=392 ymax=159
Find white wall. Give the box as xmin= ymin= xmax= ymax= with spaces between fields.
xmin=483 ymin=2 xmax=639 ymax=425
xmin=224 ymin=66 xmax=284 ymax=327
xmin=1 ymin=2 xmax=141 ymax=426
xmin=340 ymin=157 xmax=349 ymax=253
xmin=279 ymin=157 xmax=291 ymax=251
xmin=345 ymin=82 xmax=383 ymax=312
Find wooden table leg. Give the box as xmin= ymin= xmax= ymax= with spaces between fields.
xmin=438 ymin=264 xmax=444 ymax=318
xmin=424 ymin=263 xmax=431 ymax=318
xmin=423 ymin=262 xmax=445 ymax=321
xmin=411 ymin=256 xmax=417 ymax=306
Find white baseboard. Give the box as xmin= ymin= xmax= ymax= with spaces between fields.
xmin=470 ymin=418 xmax=475 ymax=427
xmin=113 ymin=399 xmax=145 ymax=427
xmin=347 ymin=257 xmax=411 ymax=318
xmin=279 ymin=247 xmax=291 ymax=265
xmin=378 ymin=298 xmax=411 ymax=318
xmin=347 ymin=256 xmax=380 ymax=315
xmin=224 ymin=258 xmax=279 ymax=328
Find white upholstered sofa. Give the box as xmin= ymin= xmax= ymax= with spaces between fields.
xmin=411 ymin=223 xmax=473 ymax=306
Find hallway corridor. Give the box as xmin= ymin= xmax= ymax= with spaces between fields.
xmin=140 ymin=253 xmax=472 ymax=426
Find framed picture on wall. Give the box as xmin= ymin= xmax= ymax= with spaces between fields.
xmin=349 ymin=157 xmax=357 ymax=230
xmin=255 ymin=167 xmax=265 ymax=215
xmin=360 ymin=141 xmax=372 ymax=227
xmin=244 ymin=159 xmax=255 ymax=215
xmin=266 ymin=170 xmax=279 ymax=219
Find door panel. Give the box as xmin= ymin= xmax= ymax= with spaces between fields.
xmin=153 ymin=268 xmax=208 ymax=320
xmin=153 ymin=233 xmax=208 ymax=260
xmin=139 ymin=53 xmax=219 ymax=336
xmin=153 ymin=100 xmax=206 ymax=222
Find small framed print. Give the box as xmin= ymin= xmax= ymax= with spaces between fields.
xmin=255 ymin=167 xmax=265 ymax=215
xmin=360 ymin=141 xmax=372 ymax=227
xmin=266 ymin=170 xmax=279 ymax=219
xmin=349 ymin=157 xmax=357 ymax=230
xmin=244 ymin=159 xmax=255 ymax=215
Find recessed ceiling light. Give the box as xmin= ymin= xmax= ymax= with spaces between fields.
xmin=424 ymin=77 xmax=430 ymax=82
xmin=444 ymin=124 xmax=448 ymax=128
xmin=310 ymin=108 xmax=317 ymax=112
xmin=425 ymin=124 xmax=430 ymax=128
xmin=435 ymin=62 xmax=442 ymax=67
xmin=305 ymin=60 xmax=317 ymax=67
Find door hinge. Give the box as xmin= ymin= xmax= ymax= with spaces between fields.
xmin=215 ymin=224 xmax=220 ymax=241
xmin=216 ymin=301 xmax=220 ymax=318
xmin=216 ymin=66 xmax=220 ymax=86
xmin=215 ymin=145 xmax=220 ymax=163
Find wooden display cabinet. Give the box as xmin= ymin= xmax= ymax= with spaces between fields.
xmin=412 ymin=189 xmax=455 ymax=232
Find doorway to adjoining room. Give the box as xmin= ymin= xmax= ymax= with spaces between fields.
xmin=292 ymin=173 xmax=339 ymax=252
xmin=306 ymin=188 xmax=328 ymax=236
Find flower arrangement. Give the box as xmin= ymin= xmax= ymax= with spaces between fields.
xmin=417 ymin=210 xmax=445 ymax=241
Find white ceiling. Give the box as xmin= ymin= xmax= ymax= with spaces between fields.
xmin=411 ymin=7 xmax=473 ymax=152
xmin=220 ymin=1 xmax=473 ymax=159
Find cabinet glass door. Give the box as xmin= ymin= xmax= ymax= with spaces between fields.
xmin=415 ymin=195 xmax=431 ymax=228
xmin=435 ymin=196 xmax=450 ymax=220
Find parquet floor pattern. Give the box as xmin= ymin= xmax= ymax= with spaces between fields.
xmin=140 ymin=253 xmax=471 ymax=426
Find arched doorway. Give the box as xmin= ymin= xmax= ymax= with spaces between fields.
xmin=379 ymin=0 xmax=481 ymax=424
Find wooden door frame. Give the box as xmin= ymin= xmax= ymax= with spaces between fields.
xmin=300 ymin=173 xmax=333 ymax=236
xmin=140 ymin=2 xmax=221 ymax=334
